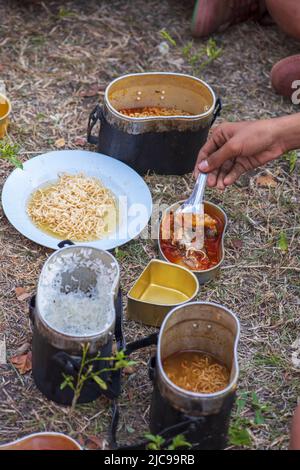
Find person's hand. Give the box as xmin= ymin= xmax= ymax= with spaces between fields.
xmin=194 ymin=119 xmax=286 ymax=189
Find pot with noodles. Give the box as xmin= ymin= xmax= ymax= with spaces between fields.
xmin=87 ymin=72 xmax=222 ymax=175
xmin=149 ymin=301 xmax=240 ymax=450
xmin=158 ymin=200 xmax=227 ymax=284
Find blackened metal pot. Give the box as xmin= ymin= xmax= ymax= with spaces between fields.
xmin=31 ymin=245 xmax=120 ymax=405
xmin=87 ymin=72 xmax=221 ymax=175
xmin=149 ymin=302 xmax=240 ymax=450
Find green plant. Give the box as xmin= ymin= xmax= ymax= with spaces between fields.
xmin=160 ymin=29 xmax=177 ymax=47
xmin=284 ymin=150 xmax=298 ymax=173
xmin=0 ymin=139 xmax=23 ymax=169
xmin=229 ymin=423 xmax=252 ymax=447
xmin=182 ymin=38 xmax=223 ymax=75
xmin=229 ymin=391 xmax=272 ymax=447
xmin=158 ymin=30 xmax=222 ymax=76
xmin=60 ymin=345 xmax=136 ymax=411
xmin=167 ymin=434 xmax=192 ymax=450
xmin=145 ymin=433 xmax=191 ymax=450
xmin=145 ymin=433 xmax=165 ymax=450
xmin=57 ymin=7 xmax=75 ymax=19
xmin=278 ymin=231 xmax=288 ymax=252
xmin=114 ymin=247 xmax=127 ymax=260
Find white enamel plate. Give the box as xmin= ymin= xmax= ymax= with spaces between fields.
xmin=2 ymin=150 xmax=152 ymax=250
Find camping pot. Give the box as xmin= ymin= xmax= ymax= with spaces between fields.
xmin=149 ymin=302 xmax=240 ymax=450
xmin=87 ymin=72 xmax=221 ymax=175
xmin=158 ymin=200 xmax=227 ymax=284
xmin=31 ymin=245 xmax=120 ymax=405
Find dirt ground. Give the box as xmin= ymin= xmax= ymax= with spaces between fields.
xmin=0 ymin=0 xmax=299 ymax=450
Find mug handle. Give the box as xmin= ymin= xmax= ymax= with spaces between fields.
xmin=87 ymin=104 xmax=104 ymax=145
xmin=210 ymin=97 xmax=222 ymax=126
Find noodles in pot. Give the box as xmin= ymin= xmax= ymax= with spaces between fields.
xmin=27 ymin=173 xmax=117 ymax=242
xmin=163 ymin=350 xmax=230 ymax=394
xmin=118 ymin=106 xmax=194 ymax=118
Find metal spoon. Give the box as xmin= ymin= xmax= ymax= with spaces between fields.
xmin=175 ymin=172 xmax=207 ymax=250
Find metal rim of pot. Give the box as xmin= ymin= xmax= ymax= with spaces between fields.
xmin=104 ymin=72 xmax=217 ymax=123
xmin=0 ymin=432 xmax=82 ymax=450
xmin=157 ymin=301 xmax=240 ymax=400
xmin=158 ymin=200 xmax=228 ymax=278
xmin=35 ymin=245 xmax=120 ymax=342
xmin=127 ymin=259 xmax=200 ymax=307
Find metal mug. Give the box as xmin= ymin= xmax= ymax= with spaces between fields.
xmin=0 ymin=93 xmax=11 ymax=138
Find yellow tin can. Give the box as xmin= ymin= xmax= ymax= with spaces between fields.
xmin=0 ymin=93 xmax=11 ymax=138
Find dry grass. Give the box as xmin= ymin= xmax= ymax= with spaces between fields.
xmin=0 ymin=0 xmax=299 ymax=450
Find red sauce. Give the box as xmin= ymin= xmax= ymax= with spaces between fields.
xmin=160 ymin=211 xmax=223 ymax=271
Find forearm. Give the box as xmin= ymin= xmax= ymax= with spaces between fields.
xmin=273 ymin=113 xmax=300 ymax=153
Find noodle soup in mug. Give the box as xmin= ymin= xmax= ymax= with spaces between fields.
xmin=0 ymin=93 xmax=11 ymax=138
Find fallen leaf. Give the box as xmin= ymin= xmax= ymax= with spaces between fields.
xmin=15 ymin=286 xmax=26 ymax=297
xmin=55 ymin=138 xmax=65 ymax=148
xmin=85 ymin=435 xmax=109 ymax=450
xmin=256 ymin=175 xmax=277 ymax=187
xmin=74 ymin=136 xmax=87 ymax=146
xmin=15 ymin=287 xmax=31 ymax=301
xmin=10 ymin=351 xmax=32 ymax=374
xmin=123 ymin=366 xmax=135 ymax=375
xmin=14 ymin=342 xmax=30 ymax=356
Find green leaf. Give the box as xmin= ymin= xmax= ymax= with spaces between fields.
xmin=284 ymin=150 xmax=298 ymax=173
xmin=126 ymin=426 xmax=135 ymax=434
xmin=146 ymin=442 xmax=159 ymax=450
xmin=168 ymin=434 xmax=192 ymax=450
xmin=160 ymin=29 xmax=176 ymax=46
xmin=278 ymin=231 xmax=288 ymax=252
xmin=92 ymin=374 xmax=108 ymax=390
xmin=251 ymin=392 xmax=259 ymax=406
xmin=144 ymin=433 xmax=165 ymax=450
xmin=254 ymin=409 xmax=265 ymax=425
xmin=236 ymin=394 xmax=248 ymax=415
xmin=60 ymin=374 xmax=75 ymax=391
xmin=182 ymin=41 xmax=193 ymax=58
xmin=114 ymin=247 xmax=127 ymax=260
xmin=229 ymin=425 xmax=252 ymax=447
xmin=0 ymin=140 xmax=23 ymax=169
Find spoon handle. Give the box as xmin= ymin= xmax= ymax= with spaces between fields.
xmin=191 ymin=172 xmax=207 ymax=207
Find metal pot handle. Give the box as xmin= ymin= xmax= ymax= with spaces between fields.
xmin=87 ymin=104 xmax=104 ymax=145
xmin=52 ymin=351 xmax=81 ymax=375
xmin=210 ymin=97 xmax=222 ymax=126
xmin=57 ymin=239 xmax=75 ymax=249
